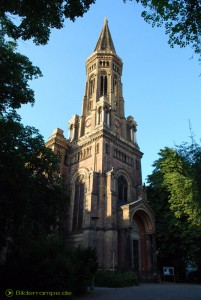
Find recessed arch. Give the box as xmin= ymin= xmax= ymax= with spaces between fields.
xmin=130 ymin=208 xmax=155 ymax=273
xmin=131 ymin=208 xmax=155 ymax=233
xmin=70 ymin=168 xmax=90 ymax=232
xmin=71 ymin=168 xmax=89 ymax=185
xmin=115 ymin=169 xmax=132 ymax=186
xmin=116 ymin=170 xmax=132 ymax=204
xmin=117 ymin=175 xmax=128 ymax=203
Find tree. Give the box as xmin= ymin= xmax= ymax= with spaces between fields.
xmin=1 ymin=0 xmax=96 ymax=113
xmin=0 ymin=104 xmax=98 ymax=299
xmin=0 ymin=237 xmax=97 ymax=295
xmin=1 ymin=0 xmax=95 ymax=45
xmin=0 ymin=41 xmax=42 ymax=113
xmin=129 ymin=0 xmax=201 ymax=59
xmin=1 ymin=0 xmax=201 ymax=58
xmin=147 ymin=142 xmax=201 ymax=279
xmin=0 ymin=1 xmax=99 ymax=295
xmin=0 ymin=111 xmax=67 ymax=256
xmin=154 ymin=144 xmax=201 ymax=224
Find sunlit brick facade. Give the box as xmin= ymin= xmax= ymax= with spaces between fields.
xmin=46 ymin=19 xmax=156 ymax=279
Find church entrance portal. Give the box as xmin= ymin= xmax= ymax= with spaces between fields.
xmin=131 ymin=210 xmax=154 ymax=275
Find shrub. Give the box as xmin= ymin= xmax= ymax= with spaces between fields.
xmin=94 ymin=269 xmax=138 ymax=288
xmin=0 ymin=237 xmax=97 ymax=296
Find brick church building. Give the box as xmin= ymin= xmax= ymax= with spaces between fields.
xmin=46 ymin=19 xmax=156 ymax=278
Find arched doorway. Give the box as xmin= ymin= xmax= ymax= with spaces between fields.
xmin=131 ymin=210 xmax=155 ymax=275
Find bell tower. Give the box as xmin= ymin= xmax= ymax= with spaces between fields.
xmin=46 ymin=19 xmax=156 ymax=277
xmin=70 ymin=18 xmax=137 ymax=144
xmin=81 ymin=17 xmax=124 ymax=130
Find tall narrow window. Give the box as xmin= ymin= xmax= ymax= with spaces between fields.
xmin=105 ymin=109 xmax=110 ymax=126
xmin=89 ymin=77 xmax=95 ymax=96
xmin=117 ymin=175 xmax=128 ymax=203
xmin=88 ymin=100 xmax=92 ymax=111
xmin=69 ymin=124 xmax=73 ymax=140
xmin=113 ymin=77 xmax=118 ymax=97
xmin=100 ymin=75 xmax=107 ymax=96
xmin=72 ymin=176 xmax=85 ymax=231
xmin=96 ymin=143 xmax=99 ymax=154
xmin=100 ymin=76 xmax=103 ymax=96
xmin=104 ymin=76 xmax=107 ymax=95
xmin=97 ymin=107 xmax=102 ymax=125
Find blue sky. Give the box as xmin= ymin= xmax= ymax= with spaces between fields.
xmin=18 ymin=0 xmax=201 ymax=182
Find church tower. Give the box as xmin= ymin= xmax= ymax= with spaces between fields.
xmin=46 ymin=19 xmax=156 ymax=279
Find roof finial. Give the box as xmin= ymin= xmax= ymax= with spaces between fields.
xmin=104 ymin=17 xmax=108 ymax=23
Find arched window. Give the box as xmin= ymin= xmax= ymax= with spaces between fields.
xmin=89 ymin=76 xmax=95 ymax=96
xmin=117 ymin=175 xmax=128 ymax=203
xmin=97 ymin=107 xmax=102 ymax=125
xmin=72 ymin=176 xmax=85 ymax=231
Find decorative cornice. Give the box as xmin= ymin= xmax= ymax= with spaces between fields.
xmin=45 ymin=137 xmax=69 ymax=150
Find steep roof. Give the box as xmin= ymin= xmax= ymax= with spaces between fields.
xmin=94 ymin=18 xmax=116 ymax=54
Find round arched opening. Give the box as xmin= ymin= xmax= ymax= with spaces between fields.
xmin=131 ymin=210 xmax=155 ymax=275
xmin=117 ymin=175 xmax=128 ymax=203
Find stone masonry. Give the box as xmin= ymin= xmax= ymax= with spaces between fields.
xmin=46 ymin=19 xmax=157 ymax=279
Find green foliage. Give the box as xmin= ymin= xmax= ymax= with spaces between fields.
xmin=2 ymin=0 xmax=201 ymax=60
xmin=0 ymin=1 xmax=99 ymax=297
xmin=0 ymin=237 xmax=97 ymax=295
xmin=2 ymin=0 xmax=201 ymax=57
xmin=125 ymin=0 xmax=201 ymax=59
xmin=151 ymin=144 xmax=201 ymax=224
xmin=95 ymin=270 xmax=138 ymax=287
xmin=0 ymin=112 xmax=95 ymax=296
xmin=71 ymin=246 xmax=98 ymax=293
xmin=1 ymin=0 xmax=95 ymax=45
xmin=0 ymin=111 xmax=66 ymax=252
xmin=147 ymin=141 xmax=201 ymax=277
xmin=0 ymin=41 xmax=42 ymax=113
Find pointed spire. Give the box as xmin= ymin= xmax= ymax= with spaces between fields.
xmin=94 ymin=18 xmax=116 ymax=54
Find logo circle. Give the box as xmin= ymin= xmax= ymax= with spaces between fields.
xmin=5 ymin=289 xmax=14 ymax=298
